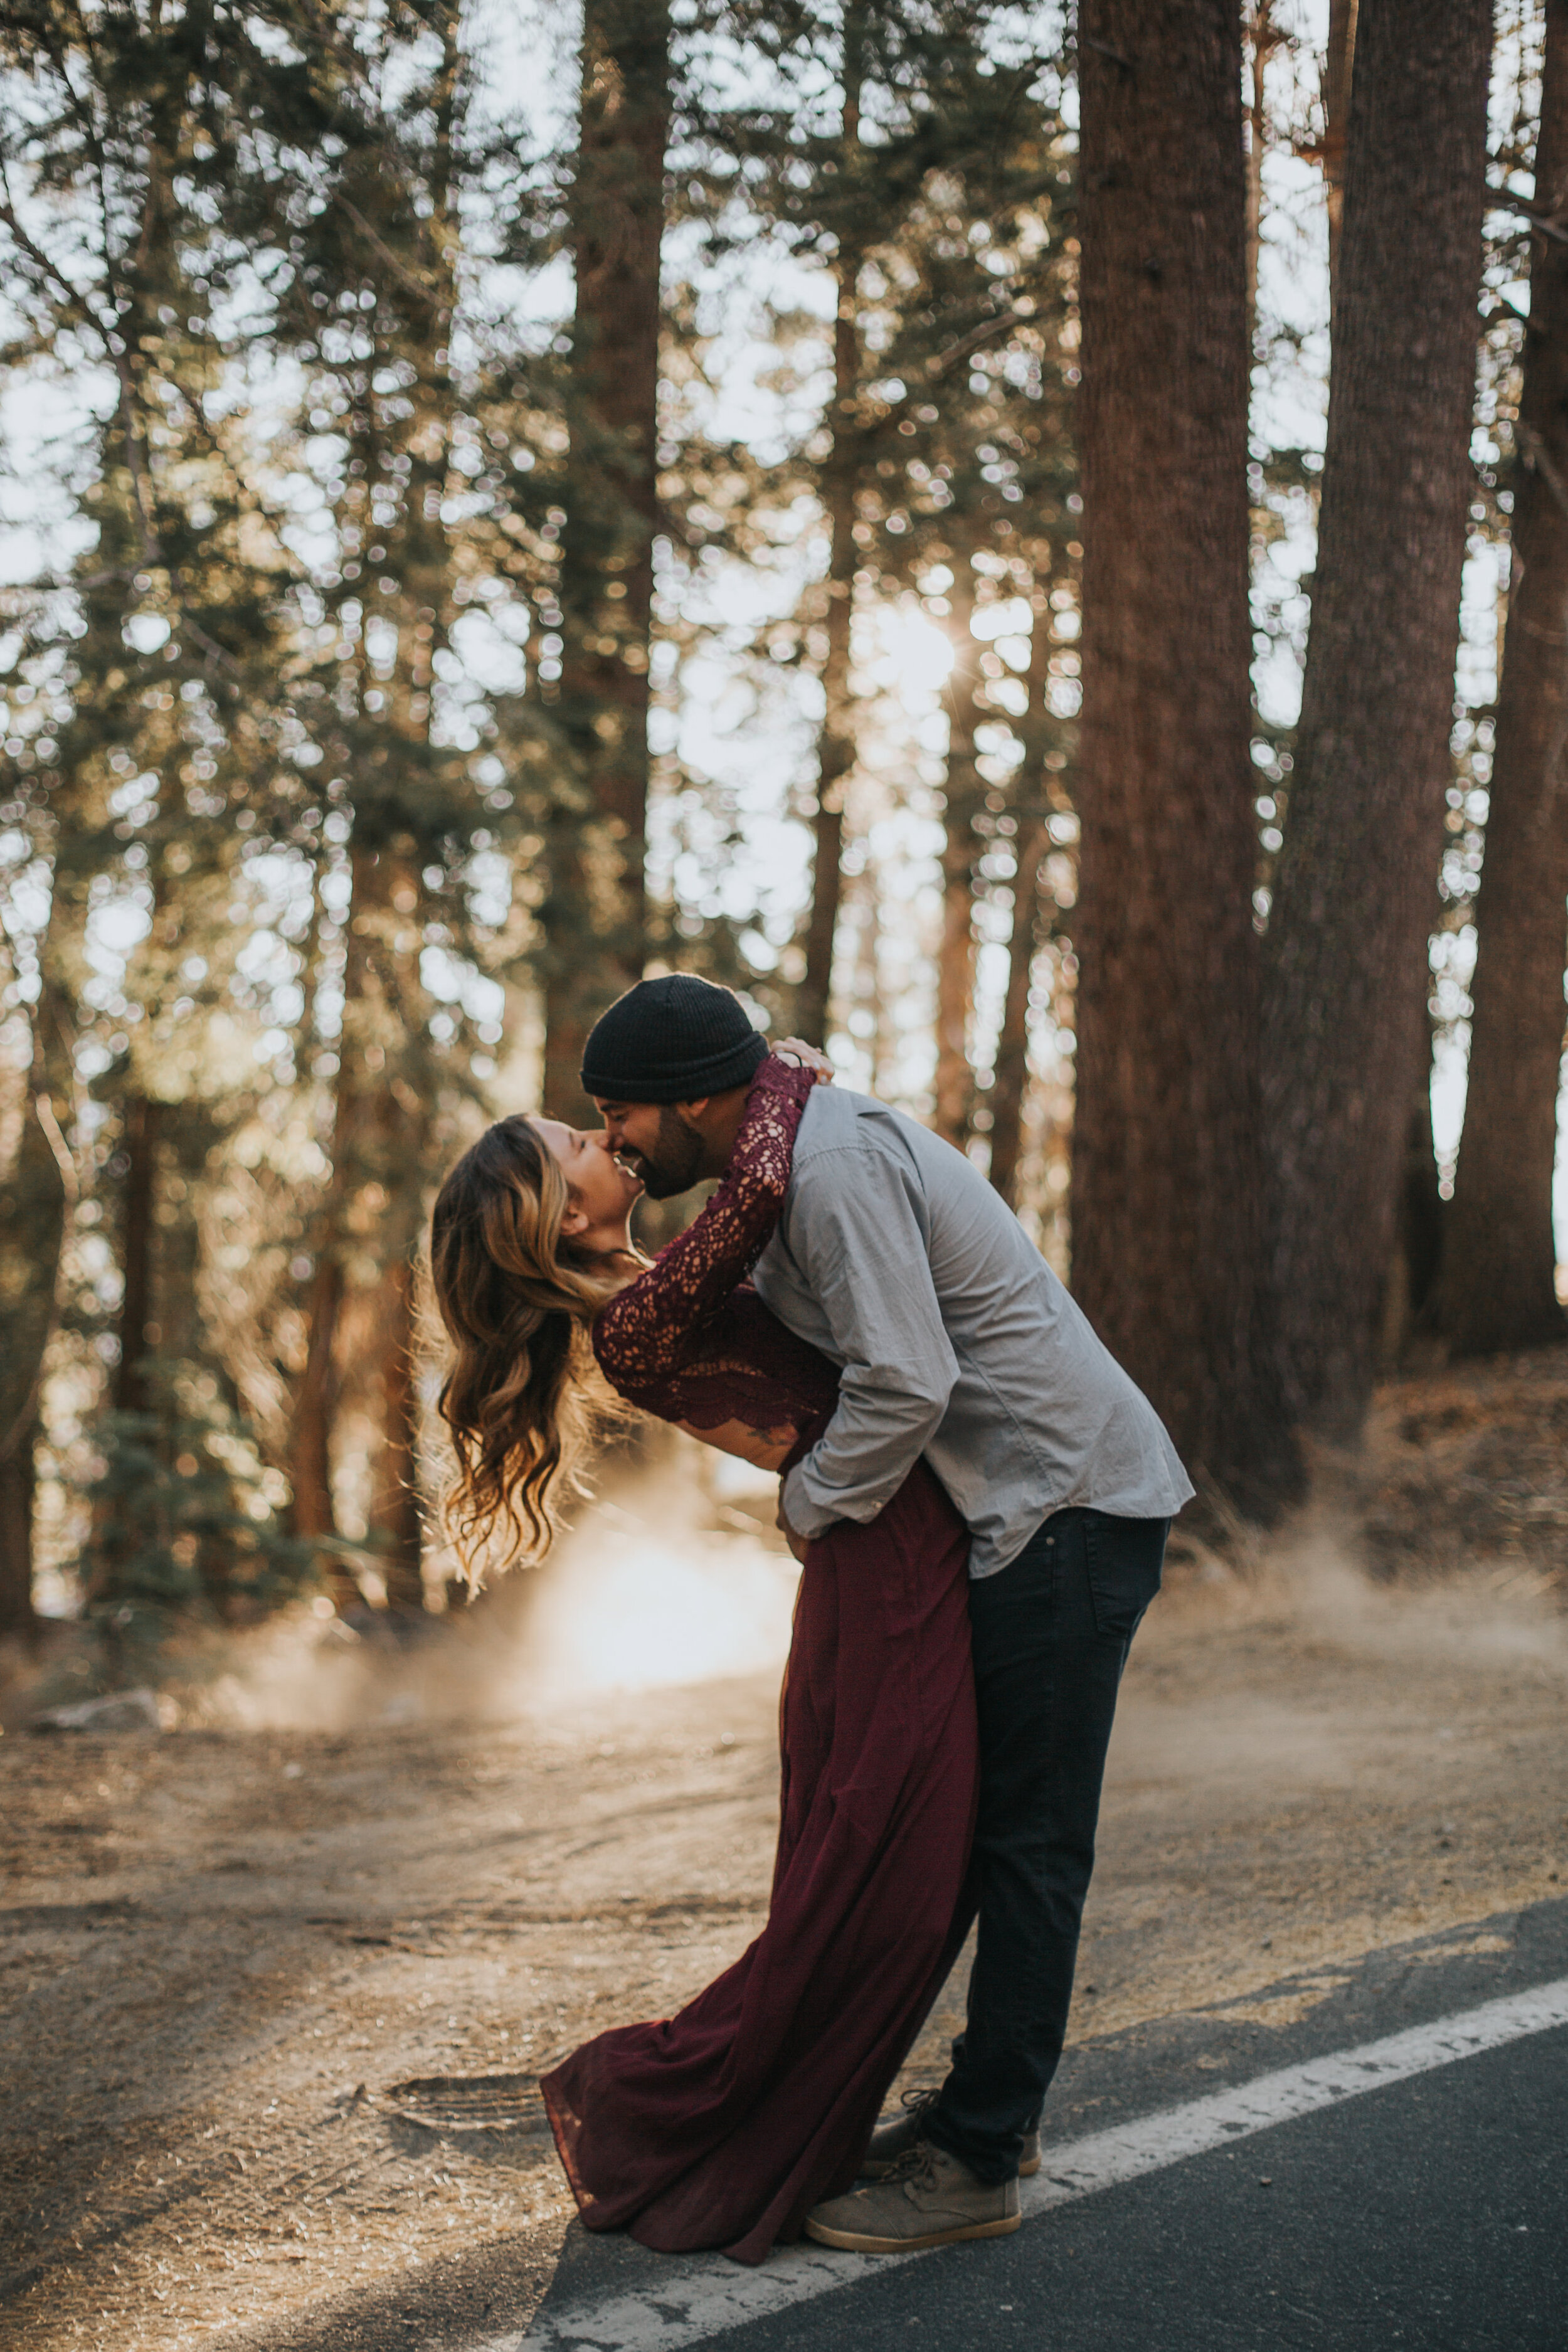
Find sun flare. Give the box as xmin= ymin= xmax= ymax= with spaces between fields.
xmin=875 ymin=605 xmax=958 ymax=700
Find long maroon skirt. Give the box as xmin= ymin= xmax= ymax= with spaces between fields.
xmin=539 ymin=1456 xmax=978 ymax=2265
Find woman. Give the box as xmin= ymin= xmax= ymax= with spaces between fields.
xmin=430 ymin=1047 xmax=977 ymax=2265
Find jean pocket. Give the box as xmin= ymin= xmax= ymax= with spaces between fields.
xmin=1085 ymin=1514 xmax=1168 ymax=1641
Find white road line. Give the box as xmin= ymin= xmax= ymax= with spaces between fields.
xmin=499 ymin=1975 xmax=1568 ymax=2351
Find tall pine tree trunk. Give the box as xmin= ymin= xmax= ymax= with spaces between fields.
xmin=1444 ymin=0 xmax=1568 ymax=1357
xmin=933 ymin=583 xmax=983 ymax=1146
xmin=329 ymin=844 xmax=433 ymax=1614
xmin=544 ymin=0 xmax=669 ymax=1116
xmin=1261 ymin=0 xmax=1491 ymax=1433
xmin=1073 ymin=0 xmax=1289 ymax=1513
xmin=798 ymin=27 xmax=866 ymax=1050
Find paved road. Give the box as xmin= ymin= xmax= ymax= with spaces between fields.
xmin=689 ymin=2027 xmax=1567 ymax=2351
xmin=244 ymin=1894 xmax=1568 ymax=2352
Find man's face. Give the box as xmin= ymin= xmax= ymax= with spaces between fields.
xmin=593 ymin=1098 xmax=706 ymax=1200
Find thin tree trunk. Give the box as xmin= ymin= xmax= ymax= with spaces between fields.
xmin=283 ymin=864 xmax=346 ymax=1549
xmin=0 ymin=1074 xmax=68 ymax=1643
xmin=1380 ymin=1088 xmax=1445 ymax=1365
xmin=544 ymin=0 xmax=670 ymax=1116
xmin=332 ymin=844 xmax=430 ymax=1612
xmin=373 ymin=1256 xmax=425 ymax=1611
xmin=1261 ymin=0 xmax=1491 ymax=1434
xmin=287 ymin=1251 xmax=351 ymax=1602
xmin=1322 ymin=0 xmax=1360 ymax=297
xmin=363 ymin=909 xmax=428 ymax=1615
xmin=986 ymin=813 xmax=1046 ymax=1207
xmin=849 ymin=864 xmax=890 ymax=1096
xmin=932 ymin=583 xmax=984 ymax=1147
xmin=88 ymin=1089 xmax=163 ymax=1621
xmin=0 ymin=988 xmax=73 ymax=1642
xmin=1074 ymin=0 xmax=1292 ymax=1515
xmin=288 ymin=857 xmax=359 ymax=1613
xmin=988 ymin=571 xmax=1061 ymax=1204
xmin=114 ymin=1094 xmax=161 ymax=1419
xmin=0 ymin=1433 xmax=39 ymax=1645
xmin=797 ymin=319 xmax=858 ymax=1047
xmin=1444 ymin=0 xmax=1568 ymax=1356
xmin=1245 ymin=1 xmax=1274 ymax=341
xmin=798 ymin=32 xmax=865 ymax=1050
xmin=355 ymin=26 xmax=456 ymax=1607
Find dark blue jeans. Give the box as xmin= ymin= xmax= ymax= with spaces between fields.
xmin=925 ymin=1505 xmax=1169 ymax=2185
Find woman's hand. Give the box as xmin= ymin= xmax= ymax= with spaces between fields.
xmin=773 ymin=1037 xmax=835 ymax=1084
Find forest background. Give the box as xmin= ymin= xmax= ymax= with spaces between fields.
xmin=0 ymin=0 xmax=1563 ymax=1671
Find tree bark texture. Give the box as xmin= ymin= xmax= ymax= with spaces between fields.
xmin=1261 ymin=0 xmax=1491 ymax=1433
xmin=932 ymin=586 xmax=984 ymax=1146
xmin=1444 ymin=0 xmax=1568 ymax=1356
xmin=544 ymin=0 xmax=670 ymax=1118
xmin=1074 ymin=0 xmax=1290 ymax=1513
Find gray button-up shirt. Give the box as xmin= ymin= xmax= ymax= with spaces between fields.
xmin=751 ymin=1084 xmax=1194 ymax=1577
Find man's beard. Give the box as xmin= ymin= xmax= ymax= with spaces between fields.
xmin=628 ymin=1104 xmax=704 ymax=1199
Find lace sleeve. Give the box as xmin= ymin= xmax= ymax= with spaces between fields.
xmin=592 ymin=1054 xmax=815 ymax=1404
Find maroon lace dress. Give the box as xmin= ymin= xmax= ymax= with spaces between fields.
xmin=538 ymin=1056 xmax=978 ymax=2265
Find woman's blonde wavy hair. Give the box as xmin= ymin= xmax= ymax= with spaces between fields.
xmin=430 ymin=1116 xmax=632 ymax=1579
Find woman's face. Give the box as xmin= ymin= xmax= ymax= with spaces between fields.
xmin=531 ymin=1117 xmax=643 ymax=1248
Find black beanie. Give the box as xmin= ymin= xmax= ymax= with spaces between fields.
xmin=580 ymin=974 xmax=768 ymax=1104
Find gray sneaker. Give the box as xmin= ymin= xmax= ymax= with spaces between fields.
xmin=805 ymin=2144 xmax=1020 ymax=2252
xmin=859 ymin=2088 xmax=1041 ymax=2181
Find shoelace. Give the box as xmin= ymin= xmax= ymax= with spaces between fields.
xmin=883 ymin=2143 xmax=942 ymax=2193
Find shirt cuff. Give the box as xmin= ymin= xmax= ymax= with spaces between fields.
xmin=781 ymin=1460 xmax=840 ymax=1541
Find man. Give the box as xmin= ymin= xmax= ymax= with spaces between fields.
xmin=582 ymin=973 xmax=1193 ymax=2252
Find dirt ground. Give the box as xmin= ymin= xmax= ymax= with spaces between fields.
xmin=5 ymin=1373 xmax=1568 ymax=2352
